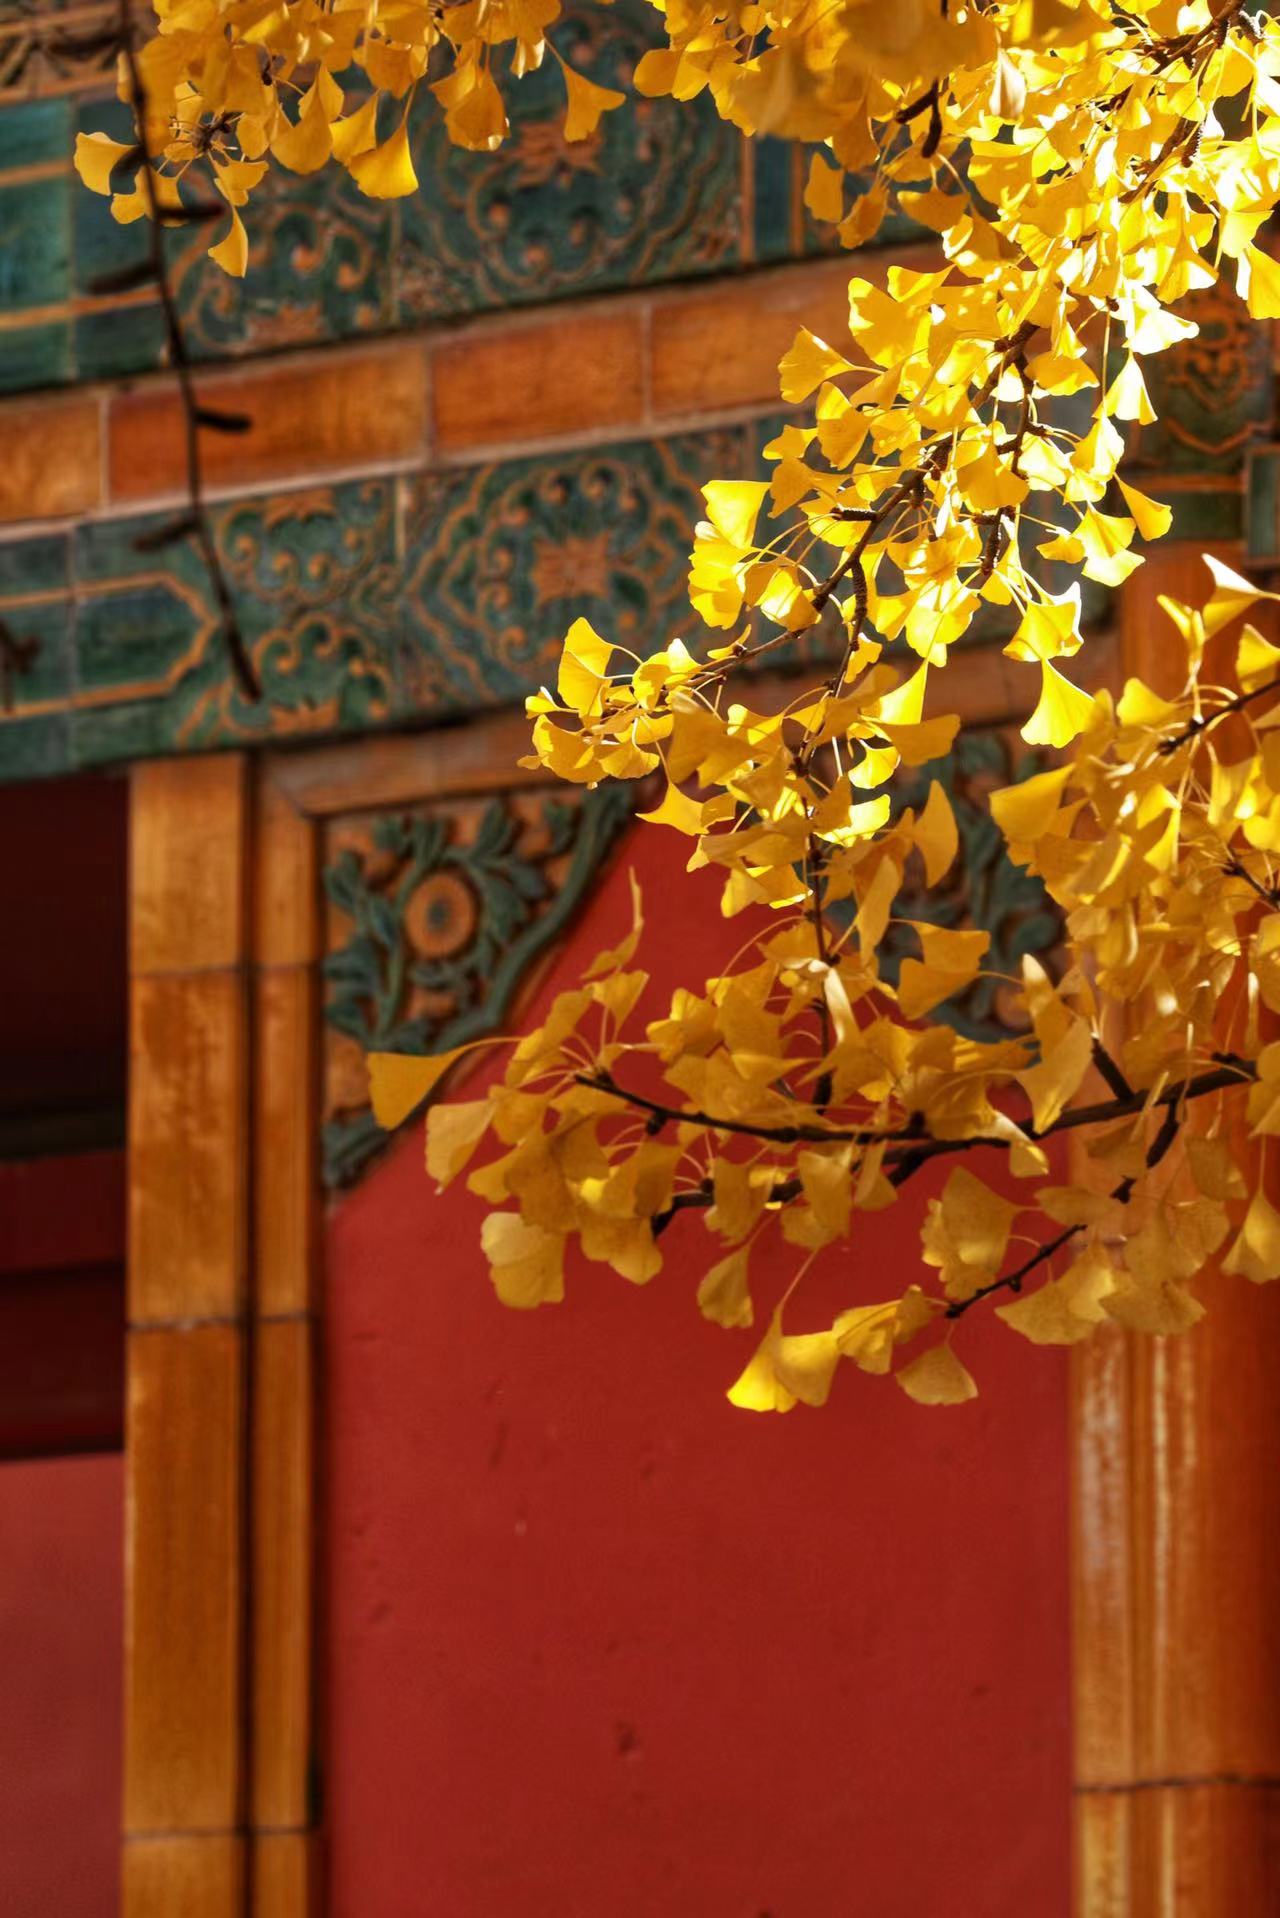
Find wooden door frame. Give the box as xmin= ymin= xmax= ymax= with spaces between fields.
xmin=122 ymin=716 xmax=549 ymax=1917
xmin=123 ymin=674 xmax=1280 ymax=1918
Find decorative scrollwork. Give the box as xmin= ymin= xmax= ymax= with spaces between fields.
xmin=321 ymin=782 xmax=634 ymax=1185
xmin=0 ymin=2 xmax=117 ymax=99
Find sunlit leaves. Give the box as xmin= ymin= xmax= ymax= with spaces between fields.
xmin=212 ymin=0 xmax=1280 ymax=1412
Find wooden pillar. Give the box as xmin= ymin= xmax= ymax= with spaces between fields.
xmin=1072 ymin=544 xmax=1280 ymax=1912
xmin=124 ymin=753 xmax=321 ymax=1917
xmin=125 ymin=754 xmax=251 ymax=1915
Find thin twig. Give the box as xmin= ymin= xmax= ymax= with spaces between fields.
xmin=1157 ymin=671 xmax=1280 ymax=755
xmin=0 ymin=618 xmax=39 ymax=712
xmin=115 ymin=0 xmax=260 ymax=702
xmin=945 ymin=1093 xmax=1184 ymax=1317
xmin=577 ymin=1057 xmax=1252 ymax=1155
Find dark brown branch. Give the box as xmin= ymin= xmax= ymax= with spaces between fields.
xmin=1091 ymin=1037 xmax=1133 ymax=1101
xmin=115 ymin=0 xmax=260 ymax=703
xmin=580 ymin=1057 xmax=1253 ymax=1156
xmin=1157 ymin=671 xmax=1280 ymax=755
xmin=945 ymin=1088 xmax=1184 ymax=1319
xmin=0 ymin=618 xmax=39 ymax=712
xmin=1224 ymin=854 xmax=1280 ymax=911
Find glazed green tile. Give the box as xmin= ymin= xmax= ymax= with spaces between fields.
xmin=0 ymin=319 xmax=72 ymax=391
xmin=74 ymin=300 xmax=166 ymax=380
xmin=0 ymin=175 xmax=70 ymax=313
xmin=161 ymin=478 xmax=405 ymax=749
xmin=72 ymin=159 xmax=148 ymax=299
xmin=0 ymin=530 xmax=69 ymax=599
xmin=74 ymin=512 xmax=209 ymax=694
xmin=1166 ymin=489 xmax=1244 ymax=543
xmin=74 ymin=579 xmax=208 ymax=694
xmin=70 ymin=700 xmax=178 ymax=770
xmin=1247 ymin=450 xmax=1280 ymax=564
xmin=0 ymin=711 xmax=72 ymax=780
xmin=753 ymin=139 xmax=793 ymax=263
xmin=1139 ymin=295 xmax=1273 ymax=476
xmin=0 ymin=96 xmax=72 ymax=171
xmin=211 ymin=479 xmax=398 ymax=643
xmin=0 ymin=596 xmax=72 ymax=707
xmin=395 ymin=429 xmax=746 ymax=710
xmin=173 ymin=165 xmax=395 ymax=364
xmin=397 ymin=0 xmax=741 ymax=324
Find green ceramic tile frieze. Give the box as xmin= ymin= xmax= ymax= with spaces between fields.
xmin=321 ymin=785 xmax=635 ymax=1184
xmin=0 ymin=0 xmax=744 ymax=392
xmin=397 ymin=4 xmax=741 ymax=321
xmin=1111 ymin=280 xmax=1273 ymax=543
xmin=0 ymin=95 xmax=69 ymax=170
xmin=0 ymin=426 xmax=755 ymax=779
xmin=0 ymin=174 xmax=70 ymax=314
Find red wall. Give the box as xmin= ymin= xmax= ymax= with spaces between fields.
xmin=325 ymin=826 xmax=1072 ymax=1918
xmin=0 ymin=1454 xmax=123 ymax=1918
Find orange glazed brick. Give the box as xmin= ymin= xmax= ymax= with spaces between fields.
xmin=651 ymin=251 xmax=936 ymax=418
xmin=0 ymin=396 xmax=101 ymax=523
xmin=108 ymin=344 xmax=428 ymax=502
xmin=433 ymin=310 xmax=644 ymax=453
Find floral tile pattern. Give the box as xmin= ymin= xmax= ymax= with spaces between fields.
xmin=0 ymin=0 xmax=753 ymax=392
xmin=0 ymin=427 xmax=756 ymax=776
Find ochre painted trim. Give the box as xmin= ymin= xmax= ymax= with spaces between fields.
xmin=125 ymin=750 xmax=322 ymax=1918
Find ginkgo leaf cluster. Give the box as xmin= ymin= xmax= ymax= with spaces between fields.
xmin=374 ymin=562 xmax=1280 ymax=1412
xmin=81 ymin=0 xmax=1280 ymax=1409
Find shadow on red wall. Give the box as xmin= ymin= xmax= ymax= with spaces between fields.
xmin=325 ymin=824 xmax=1072 ymax=1918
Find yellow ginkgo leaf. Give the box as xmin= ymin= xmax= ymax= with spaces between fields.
xmin=1237 ymin=624 xmax=1280 ymax=692
xmin=1104 ymin=355 xmax=1155 ymax=424
xmin=426 ymin=1099 xmax=494 ymax=1189
xmin=1202 ymin=555 xmax=1277 ymax=638
xmin=995 ymin=1247 xmax=1115 ymax=1343
xmin=728 ymin=1313 xmax=842 ymax=1413
xmin=272 ymin=82 xmax=333 ymax=174
xmin=561 ymin=63 xmax=625 ymax=142
xmin=878 ymin=713 xmax=960 ymax=766
xmin=1222 ymin=1187 xmax=1280 ymax=1284
xmin=702 ymin=478 xmax=769 ymax=548
xmin=778 ymin=328 xmax=855 ymax=403
xmin=331 ymin=94 xmax=382 ymax=164
xmin=368 ymin=1040 xmax=507 ymax=1129
xmin=897 ymin=925 xmax=990 ymax=1019
xmin=915 ymin=779 xmax=958 ymax=886
xmin=835 ymin=1287 xmax=936 ymax=1374
xmin=208 ymin=204 xmax=250 ymax=277
xmin=697 ymin=1245 xmax=754 ymax=1328
xmin=638 ymin=780 xmax=705 ymax=834
xmin=74 ymin=130 xmax=135 ymax=196
xmin=896 ymin=1344 xmax=978 ymax=1405
xmin=927 ymin=1166 xmax=1020 ymax=1276
xmin=1021 ymin=661 xmax=1096 ymax=749
xmin=1017 ymin=1016 xmax=1093 ymax=1133
xmin=350 ymin=119 xmax=419 ymax=198
xmin=1004 ymin=585 xmax=1083 ymax=663
xmin=481 ymin=1213 xmax=566 ymax=1309
xmin=1116 ymin=479 xmax=1172 ymax=541
xmin=556 ymin=614 xmax=613 ymax=714
xmin=990 ymin=765 xmax=1072 ymax=844
xmin=1239 ymin=243 xmax=1280 ymax=320
xmin=804 ymin=152 xmax=844 ymax=223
